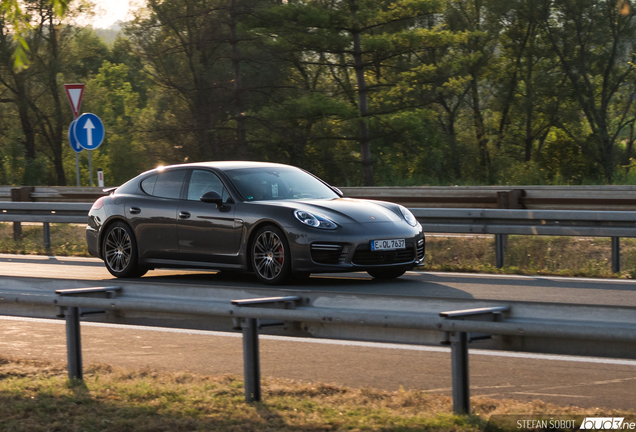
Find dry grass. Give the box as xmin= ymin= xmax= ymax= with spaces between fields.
xmin=425 ymin=235 xmax=636 ymax=278
xmin=0 ymin=356 xmax=627 ymax=432
xmin=0 ymin=223 xmax=88 ymax=256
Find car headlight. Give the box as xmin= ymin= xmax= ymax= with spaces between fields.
xmin=294 ymin=210 xmax=338 ymax=229
xmin=399 ymin=205 xmax=418 ymax=227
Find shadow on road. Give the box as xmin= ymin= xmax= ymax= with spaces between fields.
xmin=417 ymin=272 xmax=636 ymax=292
xmin=136 ymin=270 xmax=476 ymax=299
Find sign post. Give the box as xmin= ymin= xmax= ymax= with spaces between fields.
xmin=64 ymin=84 xmax=85 ymax=186
xmin=73 ymin=113 xmax=105 ymax=187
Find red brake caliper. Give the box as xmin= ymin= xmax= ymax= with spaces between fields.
xmin=277 ymin=244 xmax=284 ymax=265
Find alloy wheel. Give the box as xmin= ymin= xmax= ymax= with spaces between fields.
xmin=253 ymin=230 xmax=285 ymax=281
xmin=104 ymin=226 xmax=132 ymax=273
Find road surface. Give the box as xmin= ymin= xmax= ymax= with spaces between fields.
xmin=0 ymin=253 xmax=635 ymax=410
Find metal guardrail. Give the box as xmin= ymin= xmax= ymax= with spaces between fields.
xmin=342 ymin=185 xmax=636 ymax=210
xmin=413 ymin=208 xmax=632 ymax=271
xmin=6 ymin=185 xmax=636 ymax=209
xmin=0 ymin=202 xmax=91 ymax=249
xmin=0 ymin=186 xmax=106 ymax=203
xmin=1 ymin=201 xmax=633 ymax=270
xmin=414 ymin=208 xmax=636 ymax=237
xmin=1 ymin=279 xmax=635 ymax=414
xmin=0 ymin=202 xmax=91 ymax=223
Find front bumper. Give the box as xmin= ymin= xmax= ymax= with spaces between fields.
xmin=86 ymin=225 xmax=100 ymax=258
xmin=288 ymin=221 xmax=425 ymax=273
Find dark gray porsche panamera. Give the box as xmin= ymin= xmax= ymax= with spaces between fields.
xmin=86 ymin=162 xmax=425 ymax=284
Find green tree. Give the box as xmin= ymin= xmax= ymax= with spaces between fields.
xmin=540 ymin=0 xmax=636 ymax=183
xmin=0 ymin=0 xmax=69 ymax=68
xmin=254 ymin=0 xmax=462 ymax=185
xmin=82 ymin=60 xmax=145 ymax=186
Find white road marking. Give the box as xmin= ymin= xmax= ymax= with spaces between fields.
xmin=511 ymin=392 xmax=591 ymax=398
xmin=1 ymin=253 xmax=634 ymax=284
xmin=415 ymin=270 xmax=636 ymax=284
xmin=2 ymin=315 xmax=635 ymax=367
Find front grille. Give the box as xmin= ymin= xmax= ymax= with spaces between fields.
xmin=417 ymin=238 xmax=425 ymax=261
xmin=311 ymin=244 xmax=347 ymax=265
xmin=352 ymin=243 xmax=415 ymax=266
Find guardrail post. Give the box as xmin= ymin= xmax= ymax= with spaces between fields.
xmin=10 ymin=187 xmax=34 ymax=241
xmin=242 ymin=317 xmax=261 ymax=402
xmin=231 ymin=296 xmax=302 ymax=403
xmin=10 ymin=188 xmax=22 ymax=241
xmin=43 ymin=222 xmax=51 ymax=251
xmin=65 ymin=306 xmax=83 ymax=380
xmin=55 ymin=287 xmax=122 ymax=381
xmin=611 ymin=237 xmax=620 ymax=273
xmin=495 ymin=190 xmax=524 ymax=269
xmin=495 ymin=235 xmax=505 ymax=269
xmin=440 ymin=306 xmax=510 ymax=415
xmin=450 ymin=331 xmax=469 ymax=414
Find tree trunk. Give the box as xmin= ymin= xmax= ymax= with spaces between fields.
xmin=47 ymin=14 xmax=66 ymax=185
xmin=230 ymin=0 xmax=247 ymax=159
xmin=470 ymin=77 xmax=490 ymax=181
xmin=524 ymin=49 xmax=534 ymax=162
xmin=13 ymin=76 xmax=38 ymax=185
xmin=349 ymin=0 xmax=373 ymax=186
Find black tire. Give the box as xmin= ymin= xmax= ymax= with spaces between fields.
xmin=251 ymin=225 xmax=291 ymax=285
xmin=367 ymin=268 xmax=406 ymax=280
xmin=102 ymin=222 xmax=147 ymax=278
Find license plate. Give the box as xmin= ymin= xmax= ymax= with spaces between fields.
xmin=371 ymin=238 xmax=405 ymax=251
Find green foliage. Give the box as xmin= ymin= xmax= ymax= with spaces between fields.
xmin=2 ymin=0 xmax=636 ymax=186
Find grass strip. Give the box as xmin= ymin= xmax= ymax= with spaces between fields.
xmin=2 ymin=223 xmax=636 ymax=278
xmin=0 ymin=356 xmax=624 ymax=432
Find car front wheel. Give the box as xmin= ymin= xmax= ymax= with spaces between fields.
xmin=251 ymin=225 xmax=291 ymax=285
xmin=102 ymin=222 xmax=147 ymax=278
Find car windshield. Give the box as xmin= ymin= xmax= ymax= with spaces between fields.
xmin=225 ymin=167 xmax=339 ymax=201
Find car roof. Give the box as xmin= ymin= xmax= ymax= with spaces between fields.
xmin=153 ymin=161 xmax=295 ymax=173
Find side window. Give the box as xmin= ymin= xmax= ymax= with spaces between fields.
xmin=140 ymin=175 xmax=157 ymax=195
xmin=187 ymin=170 xmax=228 ymax=202
xmin=152 ymin=170 xmax=187 ymax=199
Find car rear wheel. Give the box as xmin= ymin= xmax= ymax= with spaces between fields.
xmin=251 ymin=225 xmax=291 ymax=285
xmin=103 ymin=222 xmax=147 ymax=278
xmin=367 ymin=268 xmax=406 ymax=280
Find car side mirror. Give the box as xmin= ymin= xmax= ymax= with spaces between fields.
xmin=200 ymin=191 xmax=224 ymax=208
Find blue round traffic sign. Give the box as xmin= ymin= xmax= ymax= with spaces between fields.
xmin=73 ymin=113 xmax=105 ymax=150
xmin=68 ymin=120 xmax=82 ymax=153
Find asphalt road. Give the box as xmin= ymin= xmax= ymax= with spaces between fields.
xmin=1 ymin=253 xmax=636 ymax=306
xmin=0 ymin=253 xmax=635 ymax=410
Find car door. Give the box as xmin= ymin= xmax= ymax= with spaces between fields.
xmin=128 ymin=169 xmax=186 ymax=260
xmin=176 ymin=169 xmax=241 ymax=264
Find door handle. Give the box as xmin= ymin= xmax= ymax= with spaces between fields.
xmin=179 ymin=211 xmax=191 ymax=219
xmin=129 ymin=207 xmax=141 ymax=214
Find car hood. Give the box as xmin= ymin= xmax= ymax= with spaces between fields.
xmin=261 ymin=198 xmax=404 ymax=224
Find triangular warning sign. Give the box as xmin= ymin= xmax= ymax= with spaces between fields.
xmin=64 ymin=83 xmax=85 ymax=119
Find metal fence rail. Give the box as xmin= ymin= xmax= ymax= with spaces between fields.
xmin=0 ymin=202 xmax=90 ymax=223
xmin=2 ymin=201 xmax=634 ymax=270
xmin=6 ymin=185 xmax=636 ymax=209
xmin=1 ymin=280 xmax=635 ymax=414
xmin=341 ymin=185 xmax=636 ymax=210
xmin=413 ymin=208 xmax=635 ymax=270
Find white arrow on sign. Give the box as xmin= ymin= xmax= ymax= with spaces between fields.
xmin=84 ymin=118 xmax=95 ymax=149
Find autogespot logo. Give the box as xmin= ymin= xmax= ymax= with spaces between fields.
xmin=580 ymin=418 xmax=635 ymax=430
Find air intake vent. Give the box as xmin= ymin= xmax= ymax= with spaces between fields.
xmin=311 ymin=244 xmax=346 ymax=265
xmin=417 ymin=238 xmax=425 ymax=261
